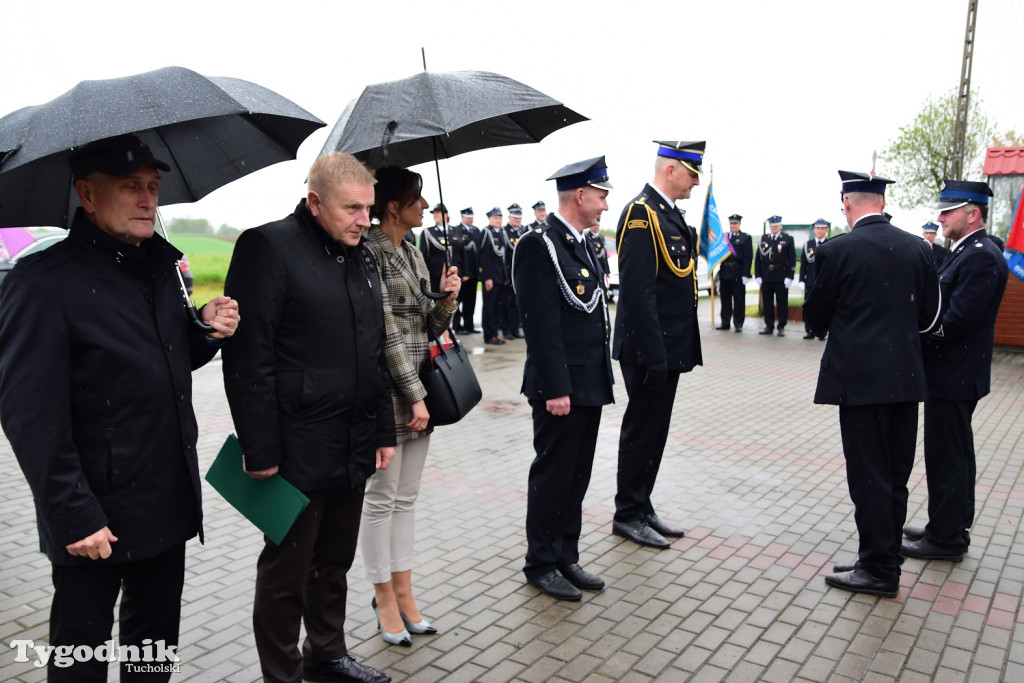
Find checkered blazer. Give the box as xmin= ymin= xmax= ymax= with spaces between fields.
xmin=364 ymin=228 xmax=455 ymax=442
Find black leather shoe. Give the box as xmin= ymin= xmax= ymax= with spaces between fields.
xmin=303 ymin=654 xmax=391 ymax=683
xmin=612 ymin=519 xmax=670 ymax=548
xmin=558 ymin=563 xmax=605 ymax=591
xmin=484 ymin=337 xmax=505 ymax=345
xmin=903 ymin=525 xmax=926 ymax=541
xmin=512 ymin=332 xmax=525 ymax=338
xmin=527 ymin=569 xmax=582 ymax=601
xmin=803 ymin=332 xmax=815 ymax=339
xmin=901 ymin=538 xmax=964 ymax=562
xmin=777 ymin=329 xmax=786 ymax=337
xmin=734 ymin=327 xmax=743 ymax=333
xmin=715 ymin=325 xmax=730 ymax=330
xmin=758 ymin=327 xmax=773 ymax=335
xmin=824 ymin=569 xmax=898 ymax=598
xmin=465 ymin=328 xmax=480 ymax=334
xmin=645 ymin=513 xmax=685 ymax=538
xmin=832 ymin=560 xmax=861 ymax=573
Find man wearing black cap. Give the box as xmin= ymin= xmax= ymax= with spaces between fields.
xmin=902 ymin=179 xmax=1009 ymax=563
xmin=451 ymin=208 xmax=480 ymax=333
xmin=513 ymin=157 xmax=615 ymax=601
xmin=527 ymin=200 xmax=548 ymax=230
xmin=503 ymin=204 xmax=526 ymax=338
xmin=717 ymin=214 xmax=753 ymax=331
xmin=611 ymin=141 xmax=704 ymax=549
xmin=480 ymin=207 xmax=509 ymax=345
xmin=0 ymin=134 xmax=240 ymax=681
xmin=921 ymin=221 xmax=948 ymax=267
xmin=799 ymin=219 xmax=830 ymax=340
xmin=419 ymin=203 xmax=451 ymax=292
xmin=806 ymin=170 xmax=940 ymax=598
xmin=755 ymin=215 xmax=796 ymax=336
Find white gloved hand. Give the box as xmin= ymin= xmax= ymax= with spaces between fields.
xmin=755 ymin=277 xmax=762 ymax=286
xmin=797 ymin=281 xmax=805 ymax=290
xmin=741 ymin=277 xmax=750 ymax=285
xmin=784 ymin=278 xmax=793 ymax=288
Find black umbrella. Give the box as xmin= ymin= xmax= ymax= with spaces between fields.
xmin=0 ymin=66 xmax=325 ymax=229
xmin=318 ymin=67 xmax=586 ymax=297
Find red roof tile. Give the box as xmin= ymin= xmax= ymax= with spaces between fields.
xmin=984 ymin=147 xmax=1024 ymax=176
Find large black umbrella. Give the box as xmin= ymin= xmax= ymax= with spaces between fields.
xmin=319 ymin=68 xmax=586 ymax=298
xmin=0 ymin=66 xmax=325 ymax=229
xmin=319 ymin=69 xmax=586 ymax=169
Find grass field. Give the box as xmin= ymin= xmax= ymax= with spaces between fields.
xmin=167 ymin=234 xmax=235 ymax=305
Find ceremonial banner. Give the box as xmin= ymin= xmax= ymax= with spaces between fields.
xmin=699 ymin=179 xmax=735 ymax=270
xmin=1005 ymin=182 xmax=1024 ymax=283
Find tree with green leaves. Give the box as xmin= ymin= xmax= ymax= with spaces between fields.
xmin=880 ymin=89 xmax=993 ymax=210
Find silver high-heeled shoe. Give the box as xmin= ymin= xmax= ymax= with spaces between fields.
xmin=372 ymin=598 xmax=411 ymax=646
xmin=400 ymin=610 xmax=438 ymax=635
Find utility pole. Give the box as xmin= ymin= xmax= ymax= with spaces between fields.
xmin=951 ymin=0 xmax=979 ymax=180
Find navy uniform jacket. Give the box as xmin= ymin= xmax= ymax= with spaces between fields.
xmin=930 ymin=241 xmax=949 ymax=267
xmin=923 ymin=229 xmax=1008 ymax=401
xmin=612 ymin=184 xmax=702 ymax=371
xmin=799 ymin=237 xmax=827 ymax=290
xmin=755 ymin=232 xmax=796 ymax=282
xmin=719 ymin=230 xmax=753 ymax=281
xmin=503 ymin=223 xmax=525 ymax=272
xmin=479 ymin=226 xmax=509 ymax=284
xmin=512 ymin=215 xmax=614 ymax=406
xmin=418 ymin=224 xmax=450 ymax=288
xmin=803 ymin=215 xmax=940 ymax=406
xmin=451 ymin=223 xmax=479 ymax=279
xmin=585 ymin=230 xmax=610 ymax=277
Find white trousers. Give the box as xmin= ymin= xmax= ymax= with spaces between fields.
xmin=360 ymin=435 xmax=430 ymax=584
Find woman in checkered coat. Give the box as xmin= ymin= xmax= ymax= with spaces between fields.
xmin=360 ymin=166 xmax=462 ymax=647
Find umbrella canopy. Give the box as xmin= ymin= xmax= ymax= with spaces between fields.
xmin=0 ymin=227 xmax=37 ymax=258
xmin=0 ymin=66 xmax=325 ymax=228
xmin=318 ymin=70 xmax=587 ymax=169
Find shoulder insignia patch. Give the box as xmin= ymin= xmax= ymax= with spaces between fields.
xmin=627 ymin=220 xmax=649 ymax=229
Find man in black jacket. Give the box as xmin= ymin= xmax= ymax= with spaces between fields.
xmin=921 ymin=221 xmax=948 ymax=267
xmin=0 ymin=134 xmax=239 ymax=682
xmin=611 ymin=141 xmax=704 ymax=549
xmin=902 ymin=180 xmax=1009 ymax=562
xmin=805 ymin=170 xmax=940 ymax=599
xmin=755 ymin=215 xmax=796 ymax=336
xmin=799 ymin=218 xmax=830 ymax=339
xmin=513 ymin=157 xmax=615 ymax=601
xmin=451 ymin=208 xmax=480 ymax=333
xmin=222 ymin=152 xmax=394 ymax=683
xmin=480 ymin=206 xmax=510 ymax=345
xmin=419 ymin=203 xmax=450 ymax=292
xmin=716 ymin=214 xmax=753 ymax=331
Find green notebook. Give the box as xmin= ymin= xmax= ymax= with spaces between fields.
xmin=205 ymin=434 xmax=310 ymax=545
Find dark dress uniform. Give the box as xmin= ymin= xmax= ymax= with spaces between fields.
xmin=451 ymin=220 xmax=480 ymax=332
xmin=479 ymin=224 xmax=510 ymax=343
xmin=585 ymin=229 xmax=610 ymax=282
xmin=612 ymin=184 xmax=702 ymax=529
xmin=930 ymin=241 xmax=949 ymax=267
xmin=513 ymin=214 xmax=614 ymax=583
xmin=503 ymin=221 xmax=526 ymax=337
xmin=755 ymin=224 xmax=796 ymax=333
xmin=799 ymin=236 xmax=827 ymax=338
xmin=804 ymin=210 xmax=940 ymax=586
xmin=919 ymin=227 xmax=1008 ymax=555
xmin=418 ymin=223 xmax=450 ymax=293
xmin=718 ymin=227 xmax=753 ymax=330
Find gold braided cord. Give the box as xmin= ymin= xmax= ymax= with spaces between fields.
xmin=619 ymin=202 xmax=696 ymax=280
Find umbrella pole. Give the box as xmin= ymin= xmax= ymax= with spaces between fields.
xmin=418 ymin=137 xmax=451 ymax=301
xmin=156 ymin=209 xmax=214 ymax=332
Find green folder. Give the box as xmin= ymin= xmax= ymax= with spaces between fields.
xmin=205 ymin=434 xmax=310 ymax=545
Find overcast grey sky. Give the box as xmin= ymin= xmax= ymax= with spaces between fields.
xmin=2 ymin=0 xmax=1022 ymax=236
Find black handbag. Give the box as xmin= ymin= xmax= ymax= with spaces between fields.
xmin=421 ymin=324 xmax=482 ymax=426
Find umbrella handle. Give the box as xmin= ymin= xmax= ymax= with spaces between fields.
xmin=420 ymin=277 xmax=449 ymax=301
xmin=173 ymin=263 xmax=215 ymax=332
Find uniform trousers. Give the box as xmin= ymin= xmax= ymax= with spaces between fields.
xmin=838 ymin=402 xmax=917 ymax=581
xmin=615 ymin=362 xmax=682 ymax=523
xmin=761 ymin=280 xmax=789 ymax=330
xmin=481 ymin=283 xmax=507 ymax=340
xmin=253 ymin=488 xmax=363 ymax=683
xmin=923 ymin=399 xmax=977 ymax=552
xmin=718 ymin=278 xmax=745 ymax=329
xmin=49 ymin=543 xmax=186 ymax=682
xmin=523 ymin=401 xmax=602 ymax=580
xmin=503 ymin=285 xmax=521 ymax=335
xmin=456 ymin=277 xmax=478 ymax=331
xmin=360 ymin=435 xmax=430 ymax=584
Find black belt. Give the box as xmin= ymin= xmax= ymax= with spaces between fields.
xmin=768 ymin=264 xmax=785 ymax=270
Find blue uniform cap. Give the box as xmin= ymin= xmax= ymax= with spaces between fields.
xmin=654 ymin=140 xmax=705 ymax=174
xmin=532 ymin=200 xmax=546 ymax=210
xmin=838 ymin=170 xmax=895 ymax=195
xmin=460 ymin=207 xmax=474 ymax=217
xmin=728 ymin=214 xmax=742 ymax=222
xmin=547 ymin=156 xmax=613 ymax=191
xmin=921 ymin=221 xmax=939 ymax=232
xmin=486 ymin=206 xmax=502 ymax=218
xmin=766 ymin=215 xmax=782 ymax=225
xmin=507 ymin=203 xmax=523 ymax=216
xmin=935 ymin=179 xmax=993 ymax=211
xmin=812 ymin=218 xmax=830 ymax=228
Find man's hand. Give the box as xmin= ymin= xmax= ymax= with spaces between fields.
xmin=66 ymin=527 xmax=118 ymax=560
xmin=643 ymin=361 xmax=667 ymax=390
xmin=201 ymin=295 xmax=240 ymax=339
xmin=245 ymin=459 xmax=279 ymax=479
xmin=546 ymin=395 xmax=571 ymax=416
xmin=407 ymin=400 xmax=430 ymax=432
xmin=376 ymin=447 xmax=396 ymax=470
xmin=484 ymin=279 xmax=493 ymax=292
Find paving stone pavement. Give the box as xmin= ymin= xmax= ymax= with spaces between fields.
xmin=2 ymin=297 xmax=1023 ymax=682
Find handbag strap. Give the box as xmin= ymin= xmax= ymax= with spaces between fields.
xmin=425 ymin=315 xmax=461 ymax=358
